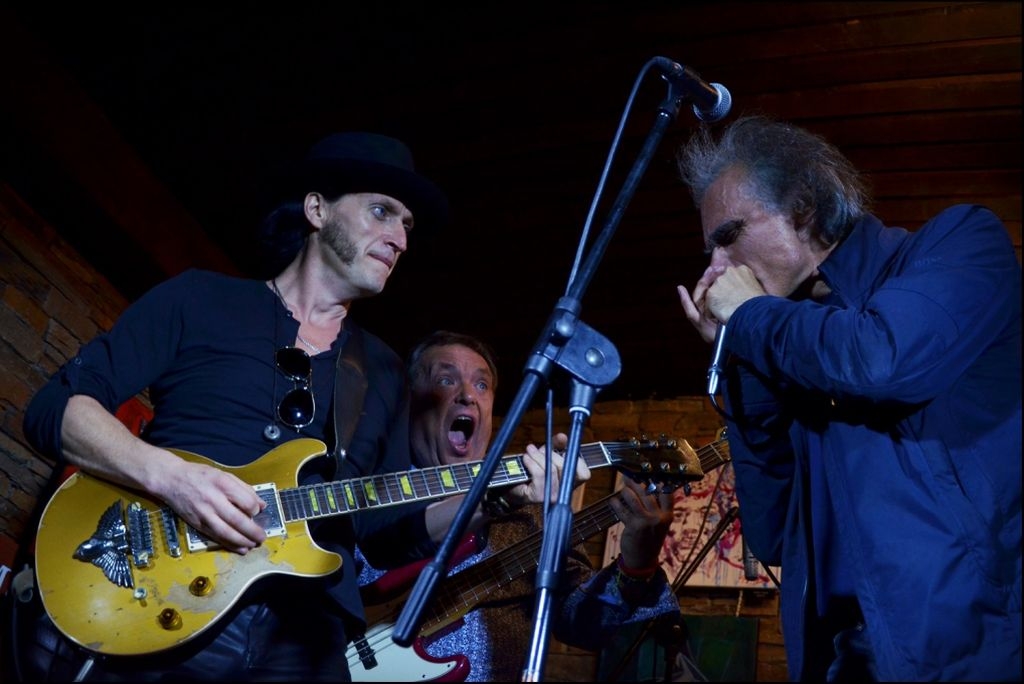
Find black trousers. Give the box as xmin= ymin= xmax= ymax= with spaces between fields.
xmin=9 ymin=596 xmax=352 ymax=682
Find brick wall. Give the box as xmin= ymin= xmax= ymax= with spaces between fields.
xmin=0 ymin=183 xmax=131 ymax=585
xmin=0 ymin=183 xmax=785 ymax=680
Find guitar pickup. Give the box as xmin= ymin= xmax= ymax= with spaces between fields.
xmin=254 ymin=484 xmax=285 ymax=536
xmin=351 ymin=634 xmax=378 ymax=669
xmin=186 ymin=483 xmax=285 ymax=552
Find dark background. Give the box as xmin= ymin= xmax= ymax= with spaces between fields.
xmin=3 ymin=3 xmax=1020 ymax=415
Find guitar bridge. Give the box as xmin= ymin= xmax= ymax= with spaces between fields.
xmin=351 ymin=633 xmax=379 ymax=669
xmin=126 ymin=501 xmax=155 ymax=567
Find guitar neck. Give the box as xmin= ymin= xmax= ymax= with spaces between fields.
xmin=277 ymin=441 xmax=640 ymax=524
xmin=419 ymin=436 xmax=730 ymax=635
xmin=420 ymin=493 xmax=621 ymax=635
xmin=696 ymin=437 xmax=730 ymax=473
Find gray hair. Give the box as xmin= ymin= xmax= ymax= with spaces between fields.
xmin=677 ymin=115 xmax=869 ymax=245
xmin=407 ymin=330 xmax=499 ymax=389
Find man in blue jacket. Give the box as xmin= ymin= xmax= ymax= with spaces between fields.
xmin=677 ymin=115 xmax=1020 ymax=681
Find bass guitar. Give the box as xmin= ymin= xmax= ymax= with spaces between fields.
xmin=35 ymin=435 xmax=701 ymax=656
xmin=347 ymin=433 xmax=731 ymax=682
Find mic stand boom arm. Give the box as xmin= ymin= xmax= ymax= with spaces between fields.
xmin=394 ymin=63 xmax=694 ymax=683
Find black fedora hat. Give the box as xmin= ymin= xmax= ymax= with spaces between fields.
xmin=288 ymin=131 xmax=449 ymax=234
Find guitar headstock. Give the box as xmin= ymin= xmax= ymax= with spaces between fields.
xmin=608 ymin=434 xmax=705 ymax=487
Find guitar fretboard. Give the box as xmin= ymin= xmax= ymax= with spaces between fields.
xmin=421 ymin=437 xmax=731 ymax=632
xmin=277 ymin=440 xmax=663 ymax=523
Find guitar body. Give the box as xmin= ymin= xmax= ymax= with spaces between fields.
xmin=348 ymin=621 xmax=469 ymax=682
xmin=348 ymin=535 xmax=480 ymax=682
xmin=34 ymin=438 xmax=338 ymax=656
xmin=32 ymin=433 xmax=700 ymax=659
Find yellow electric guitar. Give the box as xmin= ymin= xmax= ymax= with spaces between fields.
xmin=34 ymin=435 xmax=702 ymax=657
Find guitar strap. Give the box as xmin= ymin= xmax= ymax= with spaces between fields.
xmin=332 ymin=326 xmax=368 ymax=469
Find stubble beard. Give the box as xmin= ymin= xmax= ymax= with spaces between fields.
xmin=320 ymin=218 xmax=359 ymax=266
xmin=319 ymin=217 xmax=390 ymax=295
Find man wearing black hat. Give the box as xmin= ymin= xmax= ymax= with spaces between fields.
xmin=22 ymin=132 xmax=579 ymax=681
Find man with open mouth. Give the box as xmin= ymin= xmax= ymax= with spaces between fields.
xmin=353 ymin=330 xmax=691 ymax=682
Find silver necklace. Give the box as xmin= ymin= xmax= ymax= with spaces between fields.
xmin=296 ymin=333 xmax=323 ymax=355
xmin=270 ymin=279 xmax=324 ymax=354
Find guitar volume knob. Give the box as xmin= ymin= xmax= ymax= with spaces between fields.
xmin=189 ymin=576 xmax=213 ymax=596
xmin=158 ymin=608 xmax=182 ymax=631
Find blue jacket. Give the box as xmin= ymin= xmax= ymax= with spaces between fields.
xmin=723 ymin=205 xmax=1021 ymax=680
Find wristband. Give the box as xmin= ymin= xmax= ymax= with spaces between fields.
xmin=616 ymin=554 xmax=660 ymax=581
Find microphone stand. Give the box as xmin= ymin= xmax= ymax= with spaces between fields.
xmin=393 ymin=61 xmax=695 ymax=681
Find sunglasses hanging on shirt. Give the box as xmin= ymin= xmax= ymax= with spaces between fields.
xmin=264 ymin=345 xmax=316 ymax=442
xmin=276 ymin=346 xmax=316 ymax=429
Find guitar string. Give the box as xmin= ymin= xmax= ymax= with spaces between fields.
xmin=437 ymin=433 xmax=730 ymax=607
xmin=347 ymin=439 xmax=729 ymax=667
xmin=277 ymin=442 xmax=642 ymax=521
xmin=351 ymin=438 xmax=728 ymax=662
xmin=387 ymin=438 xmax=724 ymax=630
xmin=61 ymin=439 xmax=725 ymax=659
xmin=133 ymin=442 xmax=649 ymax=559
xmin=347 ymin=501 xmax=624 ymax=669
xmin=424 ymin=505 xmax=623 ymax=632
xmin=131 ymin=440 xmax=723 ymax=559
xmin=133 ymin=440 xmax=724 ymax=561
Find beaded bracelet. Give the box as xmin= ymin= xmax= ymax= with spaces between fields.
xmin=616 ymin=554 xmax=660 ymax=582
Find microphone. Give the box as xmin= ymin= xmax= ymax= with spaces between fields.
xmin=653 ymin=57 xmax=732 ymax=123
xmin=707 ymin=323 xmax=727 ymax=396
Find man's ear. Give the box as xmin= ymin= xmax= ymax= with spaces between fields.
xmin=303 ymin=192 xmax=325 ymax=230
xmin=793 ymin=209 xmax=816 ymax=239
